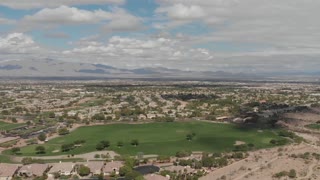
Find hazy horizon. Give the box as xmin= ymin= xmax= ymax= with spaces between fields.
xmin=0 ymin=0 xmax=319 ymax=75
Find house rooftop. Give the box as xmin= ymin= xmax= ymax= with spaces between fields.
xmin=0 ymin=163 xmax=20 ymax=177
xmin=19 ymin=164 xmax=49 ymax=176
xmin=48 ymin=162 xmax=75 ymax=173
xmin=144 ymin=174 xmax=168 ymax=180
xmin=84 ymin=161 xmax=104 ymax=172
xmin=103 ymin=161 xmax=123 ymax=173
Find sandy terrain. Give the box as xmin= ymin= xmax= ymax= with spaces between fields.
xmin=201 ymin=109 xmax=320 ymax=180
xmin=283 ymin=108 xmax=320 ymax=128
xmin=201 ymin=143 xmax=320 ymax=180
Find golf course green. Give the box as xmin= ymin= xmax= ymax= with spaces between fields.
xmin=0 ymin=121 xmax=24 ymax=131
xmin=13 ymin=122 xmax=285 ymax=156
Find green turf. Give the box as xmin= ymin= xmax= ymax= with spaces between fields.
xmin=13 ymin=122 xmax=284 ymax=156
xmin=305 ymin=124 xmax=320 ymax=130
xmin=0 ymin=154 xmax=15 ymax=163
xmin=41 ymin=158 xmax=85 ymax=163
xmin=0 ymin=121 xmax=24 ymax=131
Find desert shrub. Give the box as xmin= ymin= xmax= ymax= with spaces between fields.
xmin=288 ymin=169 xmax=296 ymax=178
xmin=273 ymin=171 xmax=288 ymax=178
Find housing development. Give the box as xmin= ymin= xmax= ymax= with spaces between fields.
xmin=0 ymin=0 xmax=319 ymax=179
xmin=0 ymin=80 xmax=319 ymax=179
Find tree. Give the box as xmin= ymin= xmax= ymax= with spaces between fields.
xmin=58 ymin=128 xmax=69 ymax=135
xmin=11 ymin=147 xmax=20 ymax=154
xmin=157 ymin=155 xmax=170 ymax=163
xmin=216 ymin=157 xmax=228 ymax=167
xmin=106 ymin=116 xmax=113 ymax=121
xmin=92 ymin=113 xmax=105 ymax=121
xmin=38 ymin=133 xmax=47 ymax=141
xmin=96 ymin=143 xmax=105 ymax=151
xmin=97 ymin=173 xmax=104 ymax=180
xmin=77 ymin=165 xmax=90 ymax=177
xmin=11 ymin=118 xmax=17 ymax=123
xmin=26 ymin=121 xmax=32 ymax=126
xmin=100 ymin=140 xmax=110 ymax=148
xmin=117 ymin=141 xmax=124 ymax=148
xmin=1 ymin=110 xmax=9 ymax=115
xmin=186 ymin=134 xmax=193 ymax=141
xmin=96 ymin=140 xmax=110 ymax=150
xmin=125 ymin=171 xmax=142 ymax=180
xmin=176 ymin=150 xmax=191 ymax=158
xmin=124 ymin=157 xmax=139 ymax=168
xmin=35 ymin=146 xmax=46 ymax=154
xmin=119 ymin=166 xmax=132 ymax=176
xmin=61 ymin=143 xmax=74 ymax=152
xmin=48 ymin=112 xmax=55 ymax=118
xmin=71 ymin=175 xmax=80 ymax=180
xmin=288 ymin=169 xmax=296 ymax=178
xmin=33 ymin=175 xmax=48 ymax=180
xmin=131 ymin=139 xmax=139 ymax=146
xmin=202 ymin=156 xmax=213 ymax=167
xmin=22 ymin=157 xmax=33 ymax=165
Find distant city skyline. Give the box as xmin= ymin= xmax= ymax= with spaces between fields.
xmin=0 ymin=0 xmax=319 ymax=74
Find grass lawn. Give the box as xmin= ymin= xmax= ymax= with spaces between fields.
xmin=41 ymin=158 xmax=85 ymax=163
xmin=0 ymin=154 xmax=15 ymax=163
xmin=305 ymin=124 xmax=320 ymax=130
xmin=12 ymin=122 xmax=284 ymax=156
xmin=79 ymin=99 xmax=106 ymax=107
xmin=0 ymin=121 xmax=24 ymax=131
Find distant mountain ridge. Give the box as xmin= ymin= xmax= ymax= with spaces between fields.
xmin=0 ymin=59 xmax=215 ymax=78
xmin=0 ymin=59 xmax=317 ymax=80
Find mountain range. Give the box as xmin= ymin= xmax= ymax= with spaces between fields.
xmin=0 ymin=59 xmax=318 ymax=81
xmin=0 ymin=59 xmax=261 ymax=80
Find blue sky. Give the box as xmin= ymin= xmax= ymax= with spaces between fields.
xmin=0 ymin=1 xmax=158 ymax=48
xmin=0 ymin=0 xmax=319 ymax=73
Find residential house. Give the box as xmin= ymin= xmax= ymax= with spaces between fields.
xmin=146 ymin=114 xmax=156 ymax=119
xmin=48 ymin=162 xmax=75 ymax=177
xmin=67 ymin=111 xmax=77 ymax=117
xmin=84 ymin=161 xmax=104 ymax=176
xmin=18 ymin=164 xmax=50 ymax=178
xmin=0 ymin=163 xmax=20 ymax=180
xmin=138 ymin=114 xmax=147 ymax=120
xmin=144 ymin=174 xmax=168 ymax=180
xmin=102 ymin=161 xmax=123 ymax=176
xmin=216 ymin=116 xmax=230 ymax=122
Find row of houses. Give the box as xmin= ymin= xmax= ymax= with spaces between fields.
xmin=0 ymin=161 xmax=123 ymax=180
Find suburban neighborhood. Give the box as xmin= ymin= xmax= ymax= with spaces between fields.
xmin=0 ymin=81 xmax=318 ymax=179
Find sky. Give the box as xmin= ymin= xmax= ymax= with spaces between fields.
xmin=0 ymin=0 xmax=319 ymax=74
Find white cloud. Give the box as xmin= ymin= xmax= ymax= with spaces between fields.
xmin=101 ymin=8 xmax=143 ymax=32
xmin=156 ymin=0 xmax=320 ymax=56
xmin=0 ymin=0 xmax=125 ymax=9
xmin=154 ymin=0 xmax=236 ymax=28
xmin=156 ymin=4 xmax=206 ymax=20
xmin=23 ymin=6 xmax=112 ymax=24
xmin=0 ymin=32 xmax=319 ymax=73
xmin=0 ymin=17 xmax=15 ymax=24
xmin=1 ymin=0 xmax=319 ymax=74
xmin=0 ymin=33 xmax=40 ymax=53
xmin=63 ymin=36 xmax=213 ymax=69
xmin=21 ymin=6 xmax=142 ymax=31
